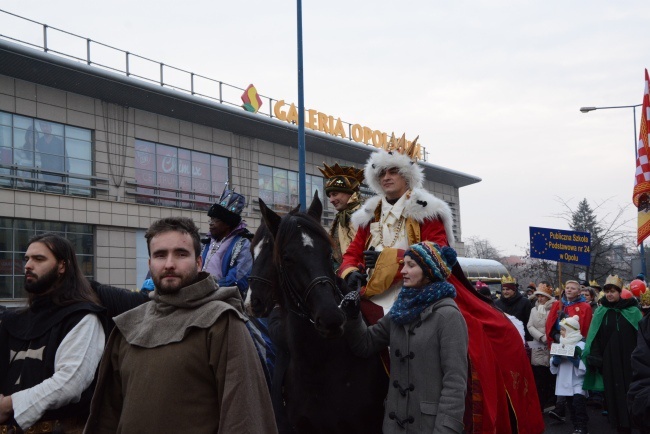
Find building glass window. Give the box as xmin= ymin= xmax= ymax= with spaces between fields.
xmin=258 ymin=165 xmax=324 ymax=212
xmin=0 ymin=218 xmax=94 ymax=300
xmin=134 ymin=139 xmax=229 ymax=210
xmin=0 ymin=111 xmax=93 ymax=196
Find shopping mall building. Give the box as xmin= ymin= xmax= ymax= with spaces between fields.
xmin=0 ymin=14 xmax=480 ymax=306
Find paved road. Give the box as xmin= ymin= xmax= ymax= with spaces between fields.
xmin=542 ymin=404 xmax=643 ymax=434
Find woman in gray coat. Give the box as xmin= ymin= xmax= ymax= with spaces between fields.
xmin=341 ymin=241 xmax=469 ymax=433
xmin=526 ymin=282 xmax=555 ymax=410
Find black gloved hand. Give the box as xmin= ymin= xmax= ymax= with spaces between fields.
xmin=551 ymin=355 xmax=562 ymax=367
xmin=345 ymin=271 xmax=367 ymax=292
xmin=363 ymin=247 xmax=380 ymax=269
xmin=340 ymin=290 xmax=360 ymax=319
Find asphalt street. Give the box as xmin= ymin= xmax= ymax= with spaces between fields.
xmin=542 ymin=404 xmax=644 ymax=434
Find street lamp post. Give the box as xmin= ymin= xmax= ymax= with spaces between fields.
xmin=296 ymin=0 xmax=306 ymax=211
xmin=580 ymin=104 xmax=646 ymax=277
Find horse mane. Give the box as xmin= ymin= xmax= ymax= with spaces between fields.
xmin=250 ymin=218 xmax=270 ymax=253
xmin=272 ymin=209 xmax=333 ymax=266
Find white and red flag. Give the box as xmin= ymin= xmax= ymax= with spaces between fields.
xmin=633 ymin=69 xmax=650 ymax=245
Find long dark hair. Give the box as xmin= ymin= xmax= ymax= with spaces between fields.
xmin=27 ymin=233 xmax=100 ymax=307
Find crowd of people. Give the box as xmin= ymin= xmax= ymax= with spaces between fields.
xmin=478 ymin=274 xmax=650 ymax=434
xmin=0 ymin=135 xmax=649 ymax=434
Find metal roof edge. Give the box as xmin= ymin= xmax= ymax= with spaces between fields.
xmin=0 ymin=38 xmax=481 ymax=189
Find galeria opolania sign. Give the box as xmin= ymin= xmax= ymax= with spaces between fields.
xmin=273 ymin=100 xmax=423 ymax=159
xmin=239 ymin=84 xmax=423 ymax=159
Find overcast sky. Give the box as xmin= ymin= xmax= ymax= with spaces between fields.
xmin=2 ymin=1 xmax=650 ymax=255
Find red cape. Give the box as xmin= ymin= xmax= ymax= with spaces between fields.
xmin=344 ymin=216 xmax=543 ymax=433
xmin=450 ymin=268 xmax=544 ymax=433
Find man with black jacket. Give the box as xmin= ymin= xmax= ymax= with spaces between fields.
xmin=583 ymin=275 xmax=643 ymax=433
xmin=0 ymin=233 xmax=106 ymax=433
xmin=495 ymin=276 xmax=533 ymax=341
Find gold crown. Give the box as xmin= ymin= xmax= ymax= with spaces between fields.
xmin=604 ymin=275 xmax=623 ymax=290
xmin=589 ymin=279 xmax=600 ymax=288
xmin=318 ymin=163 xmax=364 ymax=184
xmin=501 ymin=275 xmax=516 ymax=285
xmin=381 ymin=133 xmax=422 ymax=161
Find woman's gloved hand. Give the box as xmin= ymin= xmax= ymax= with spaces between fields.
xmin=340 ymin=291 xmax=361 ymax=319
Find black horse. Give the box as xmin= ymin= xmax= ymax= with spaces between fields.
xmin=254 ymin=194 xmax=387 ymax=434
xmin=248 ymin=204 xmax=295 ymax=318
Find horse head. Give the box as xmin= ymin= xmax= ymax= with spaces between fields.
xmin=259 ymin=192 xmax=346 ymax=338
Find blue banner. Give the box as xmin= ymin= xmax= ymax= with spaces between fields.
xmin=529 ymin=227 xmax=591 ymax=266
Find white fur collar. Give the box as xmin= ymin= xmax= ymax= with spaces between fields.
xmin=351 ymin=188 xmax=455 ymax=244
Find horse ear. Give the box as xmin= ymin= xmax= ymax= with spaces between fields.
xmin=259 ymin=198 xmax=281 ymax=237
xmin=307 ymin=190 xmax=323 ymax=221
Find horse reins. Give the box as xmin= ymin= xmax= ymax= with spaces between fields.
xmin=278 ymin=265 xmax=342 ymax=323
xmin=248 ymin=275 xmax=274 ymax=288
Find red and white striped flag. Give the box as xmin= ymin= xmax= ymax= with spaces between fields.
xmin=633 ymin=69 xmax=650 ymax=245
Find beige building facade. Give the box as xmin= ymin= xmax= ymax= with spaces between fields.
xmin=0 ymin=36 xmax=479 ymax=307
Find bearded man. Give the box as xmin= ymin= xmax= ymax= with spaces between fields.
xmin=85 ymin=217 xmax=276 ymax=434
xmin=0 ymin=233 xmax=106 ymax=433
xmin=318 ymin=163 xmax=364 ymax=270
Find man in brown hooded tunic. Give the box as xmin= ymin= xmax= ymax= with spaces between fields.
xmin=85 ymin=217 xmax=277 ymax=434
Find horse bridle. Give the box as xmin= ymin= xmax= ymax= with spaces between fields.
xmin=248 ymin=275 xmax=274 ymax=288
xmin=278 ymin=264 xmax=342 ymax=323
xmin=248 ymin=273 xmax=277 ymax=316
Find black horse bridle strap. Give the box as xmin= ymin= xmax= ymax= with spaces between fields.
xmin=248 ymin=275 xmax=274 ymax=287
xmin=303 ymin=276 xmax=339 ymax=303
xmin=278 ymin=266 xmax=341 ymax=322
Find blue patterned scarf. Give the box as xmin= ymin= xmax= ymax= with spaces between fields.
xmin=389 ymin=281 xmax=457 ymax=325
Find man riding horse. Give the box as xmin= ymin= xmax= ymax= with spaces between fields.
xmin=339 ymin=134 xmax=544 ymax=433
xmin=318 ymin=163 xmax=364 ymax=272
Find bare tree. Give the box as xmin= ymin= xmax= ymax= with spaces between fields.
xmin=509 ymin=252 xmax=560 ymax=288
xmin=556 ymin=198 xmax=634 ymax=283
xmin=506 ymin=198 xmax=635 ymax=288
xmin=512 ymin=198 xmax=634 ymax=286
xmin=464 ymin=236 xmax=503 ymax=260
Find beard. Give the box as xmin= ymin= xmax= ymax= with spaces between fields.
xmin=25 ymin=266 xmax=60 ymax=295
xmin=152 ymin=269 xmax=199 ymax=294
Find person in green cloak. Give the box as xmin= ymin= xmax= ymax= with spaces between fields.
xmin=582 ymin=274 xmax=643 ymax=434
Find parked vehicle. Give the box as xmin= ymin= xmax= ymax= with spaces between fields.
xmin=457 ymin=257 xmax=510 ymax=297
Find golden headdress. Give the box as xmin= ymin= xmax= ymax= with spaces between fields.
xmin=604 ymin=275 xmax=623 ymax=291
xmin=318 ymin=163 xmax=364 ymax=196
xmin=382 ymin=133 xmax=422 ymax=161
xmin=501 ymin=275 xmax=517 ymax=290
